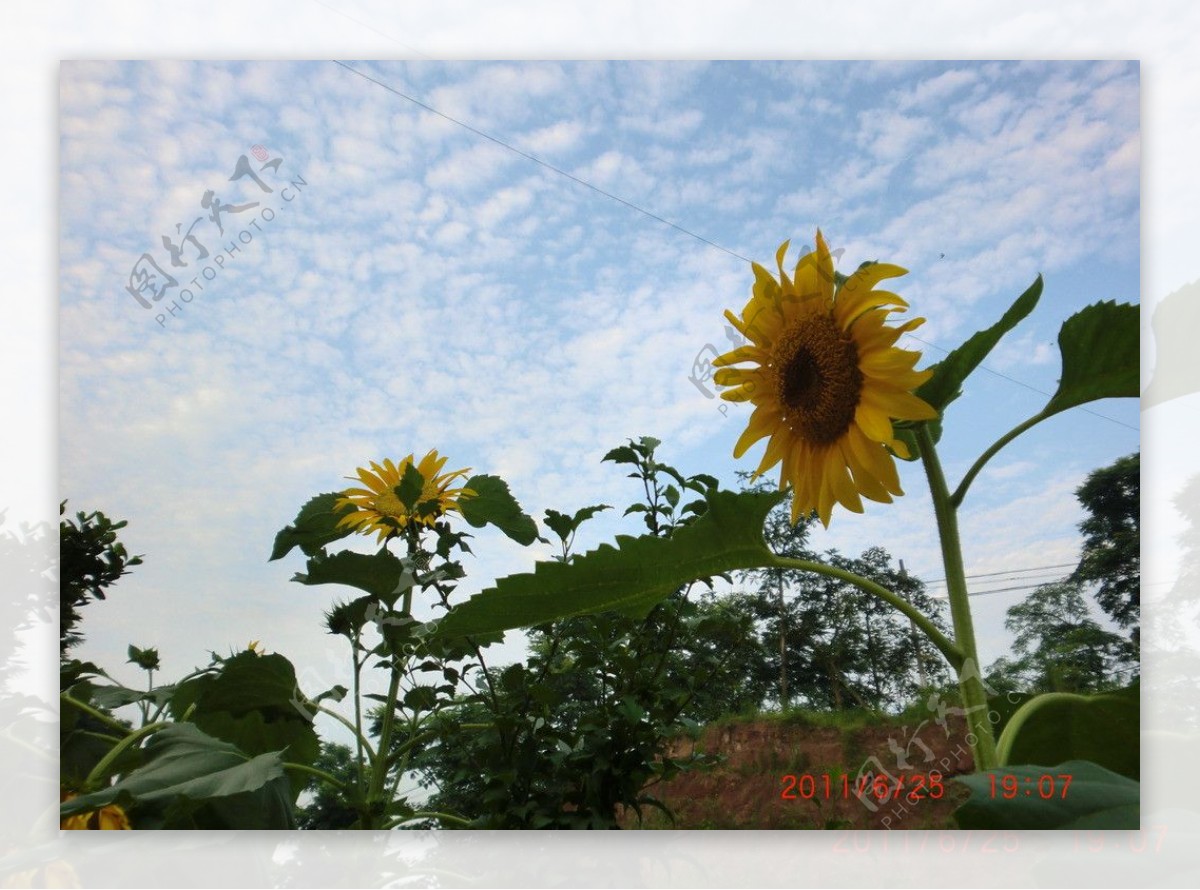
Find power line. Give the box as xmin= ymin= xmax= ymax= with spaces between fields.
xmin=921 ymin=562 xmax=1078 ymax=587
xmin=330 ymin=60 xmax=751 ymax=265
xmin=331 ymin=60 xmax=1139 ymax=432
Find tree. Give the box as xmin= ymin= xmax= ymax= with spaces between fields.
xmin=734 ymin=477 xmax=950 ymax=712
xmin=1072 ymin=452 xmax=1139 ymax=632
xmin=986 ymin=580 xmax=1134 ymax=694
xmin=59 ymin=502 xmax=142 ymax=655
xmin=296 ymin=743 xmax=360 ymax=829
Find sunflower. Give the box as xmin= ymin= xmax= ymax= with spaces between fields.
xmin=60 ymin=792 xmax=132 ymax=830
xmin=714 ymin=231 xmax=937 ymax=526
xmin=335 ymin=450 xmax=474 ymax=543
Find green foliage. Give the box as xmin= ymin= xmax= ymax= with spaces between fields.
xmin=269 ymin=492 xmax=356 ymax=561
xmin=1072 ymin=452 xmax=1140 ymax=630
xmin=411 ymin=440 xmax=760 ymax=828
xmin=296 ymin=743 xmax=361 ymax=829
xmin=1042 ymin=301 xmax=1140 ymax=417
xmin=293 ymin=549 xmax=414 ymax=601
xmin=916 ymin=275 xmax=1043 ymax=416
xmin=997 ymin=684 xmax=1139 ymax=781
xmin=60 ymin=723 xmax=298 ymax=829
xmin=954 ymin=760 xmax=1138 ymax=829
xmin=459 ymin=474 xmax=539 ymax=545
xmin=432 ymin=486 xmax=784 ymax=641
xmin=732 ymin=475 xmax=950 ymax=712
xmin=986 ymin=580 xmax=1134 ymax=694
xmin=59 ymin=502 xmax=143 ymax=655
xmin=169 ymin=651 xmax=319 ymax=799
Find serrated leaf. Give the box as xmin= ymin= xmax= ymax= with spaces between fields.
xmin=431 ymin=488 xmax=785 ymax=641
xmin=954 ymin=760 xmax=1138 ymax=829
xmin=270 ymin=492 xmax=356 ymax=561
xmin=459 ymin=474 xmax=538 ymax=545
xmin=917 ymin=275 xmax=1043 ymax=414
xmin=1041 ymin=301 xmax=1139 ymax=417
xmin=295 ymin=549 xmax=414 ymax=600
xmin=59 ymin=722 xmax=296 ymax=829
xmin=542 ymin=509 xmax=575 ymax=543
xmin=572 ymin=504 xmax=611 ymax=527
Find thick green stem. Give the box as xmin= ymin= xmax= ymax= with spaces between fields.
xmin=84 ymin=722 xmax=168 ymax=789
xmin=916 ymin=424 xmax=998 ymax=771
xmin=770 ymin=555 xmax=963 ymax=671
xmin=365 ymin=575 xmax=414 ymax=827
xmin=284 ymin=761 xmax=349 ymax=792
xmin=61 ymin=691 xmax=134 ymax=735
xmin=952 ymin=411 xmax=1046 ymax=507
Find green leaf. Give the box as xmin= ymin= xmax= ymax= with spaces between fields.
xmin=542 ymin=509 xmax=575 ymax=543
xmin=917 ymin=275 xmax=1043 ymax=414
xmin=602 ymin=445 xmax=639 ymax=466
xmin=294 ymin=549 xmax=414 ymax=600
xmin=59 ymin=722 xmax=297 ymax=829
xmin=954 ymin=760 xmax=1138 ymax=829
xmin=1041 ymin=301 xmax=1139 ymax=417
xmin=459 ymin=474 xmax=538 ymax=545
xmin=431 ymin=488 xmax=785 ymax=641
xmin=395 ymin=462 xmax=426 ymax=510
xmin=998 ymin=684 xmax=1139 ymax=781
xmin=169 ymin=652 xmax=318 ymax=797
xmin=573 ymin=504 xmax=611 ymax=527
xmin=270 ymin=492 xmax=357 ymax=561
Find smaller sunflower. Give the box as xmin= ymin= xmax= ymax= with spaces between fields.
xmin=714 ymin=231 xmax=937 ymax=527
xmin=335 ymin=450 xmax=474 ymax=543
xmin=60 ymin=792 xmax=132 ymax=830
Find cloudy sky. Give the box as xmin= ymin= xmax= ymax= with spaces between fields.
xmin=56 ymin=59 xmax=1142 ymax=704
xmin=4 ymin=0 xmax=1200 ymax=884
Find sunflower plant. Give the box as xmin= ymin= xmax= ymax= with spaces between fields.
xmin=420 ymin=231 xmax=1138 ymax=828
xmin=269 ymin=450 xmax=540 ymax=828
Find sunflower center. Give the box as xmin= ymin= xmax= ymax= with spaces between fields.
xmin=371 ymin=490 xmax=409 ymax=519
xmin=772 ymin=312 xmax=863 ymax=445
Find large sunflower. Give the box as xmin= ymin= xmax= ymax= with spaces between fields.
xmin=714 ymin=231 xmax=937 ymax=526
xmin=335 ymin=449 xmax=474 ymax=543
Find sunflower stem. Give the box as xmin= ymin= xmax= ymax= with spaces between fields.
xmin=83 ymin=721 xmax=169 ymax=790
xmin=365 ymin=533 xmax=417 ymax=828
xmin=951 ymin=411 xmax=1048 ymax=507
xmin=915 ymin=423 xmax=998 ymax=772
xmin=770 ymin=555 xmax=963 ymax=671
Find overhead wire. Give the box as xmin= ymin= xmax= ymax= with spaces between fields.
xmin=330 ymin=59 xmax=1137 ymax=431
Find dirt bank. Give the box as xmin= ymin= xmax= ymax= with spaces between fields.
xmin=625 ymin=714 xmax=975 ymax=829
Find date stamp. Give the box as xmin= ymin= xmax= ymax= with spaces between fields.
xmin=781 ymin=772 xmax=946 ymax=803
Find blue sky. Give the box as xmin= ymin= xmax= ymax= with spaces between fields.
xmin=1 ymin=0 xmax=1199 ymax=884
xmin=56 ymin=59 xmax=1142 ymax=705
